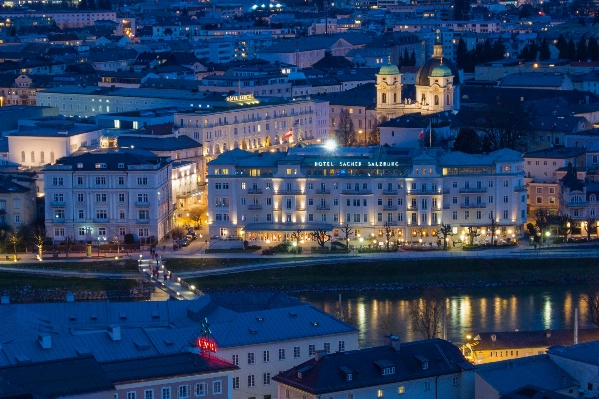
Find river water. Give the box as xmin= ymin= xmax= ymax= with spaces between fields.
xmin=298 ymin=284 xmax=599 ymax=348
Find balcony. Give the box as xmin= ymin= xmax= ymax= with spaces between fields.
xmin=315 ymin=189 xmax=330 ymax=195
xmin=248 ymin=189 xmax=262 ymax=195
xmin=341 ymin=190 xmax=373 ymax=195
xmin=317 ymin=205 xmax=330 ymax=210
xmin=443 ymin=204 xmax=451 ymax=209
xmin=135 ymin=201 xmax=150 ymax=206
xmin=53 ymin=217 xmax=65 ymax=223
xmin=383 ymin=205 xmax=397 ymax=211
xmin=566 ymin=201 xmax=587 ymax=207
xmin=93 ymin=218 xmax=108 ymax=223
xmin=296 ymin=207 xmax=306 ymax=211
xmin=274 ymin=189 xmax=304 ymax=195
xmin=248 ymin=204 xmax=262 ymax=210
xmin=431 ymin=206 xmax=442 ymax=211
xmin=408 ymin=189 xmax=441 ymax=195
xmin=460 ymin=203 xmax=486 ymax=209
xmin=383 ymin=190 xmax=398 ymax=195
xmin=51 ymin=201 xmax=65 ymax=206
xmin=459 ymin=187 xmax=487 ymax=194
xmin=407 ymin=206 xmax=418 ymax=211
xmin=137 ymin=219 xmax=150 ymax=224
xmin=514 ymin=185 xmax=527 ymax=192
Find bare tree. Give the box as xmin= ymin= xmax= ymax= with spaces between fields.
xmin=188 ymin=209 xmax=203 ymax=229
xmin=336 ymin=109 xmax=356 ymax=146
xmin=32 ymin=226 xmax=47 ymax=260
xmin=311 ymin=228 xmax=331 ymax=252
xmin=439 ymin=224 xmax=453 ymax=250
xmin=409 ymin=288 xmax=446 ymax=339
xmin=290 ymin=229 xmax=303 ymax=253
xmin=583 ymin=291 xmax=599 ymax=328
xmin=171 ymin=226 xmax=186 ymax=240
xmin=112 ymin=235 xmax=123 ymax=256
xmin=63 ymin=236 xmax=74 ymax=259
xmin=368 ymin=115 xmax=388 ymax=145
xmin=465 ymin=226 xmax=480 ymax=245
xmin=556 ymin=214 xmax=572 ymax=242
xmin=584 ymin=218 xmax=596 ymax=240
xmin=341 ymin=224 xmax=353 ymax=253
xmin=6 ymin=232 xmax=19 ymax=261
xmin=383 ymin=222 xmax=395 ymax=251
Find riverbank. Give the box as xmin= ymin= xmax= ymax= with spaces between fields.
xmin=187 ymin=257 xmax=599 ymax=293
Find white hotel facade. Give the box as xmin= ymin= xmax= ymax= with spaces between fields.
xmin=207 ymin=146 xmax=527 ymax=245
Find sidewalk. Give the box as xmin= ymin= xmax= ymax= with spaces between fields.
xmin=138 ymin=257 xmax=199 ymax=300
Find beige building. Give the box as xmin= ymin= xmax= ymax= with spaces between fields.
xmin=0 ymin=169 xmax=37 ymax=228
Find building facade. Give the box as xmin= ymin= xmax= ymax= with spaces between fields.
xmin=43 ymin=147 xmax=173 ymax=243
xmin=206 ymin=146 xmax=527 ymax=245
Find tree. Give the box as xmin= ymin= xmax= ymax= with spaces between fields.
xmin=583 ymin=290 xmax=599 ymax=328
xmin=534 ymin=209 xmax=552 ymax=244
xmin=556 ymin=34 xmax=568 ymax=59
xmin=6 ymin=232 xmax=19 ymax=261
xmin=254 ymin=17 xmax=269 ymax=27
xmin=32 ymin=226 xmax=47 ymax=260
xmin=567 ymin=39 xmax=577 ymax=61
xmin=402 ymin=48 xmax=409 ymax=66
xmin=453 ymin=127 xmax=482 ymax=154
xmin=409 ymin=50 xmax=416 ymax=66
xmin=112 ymin=235 xmax=123 ymax=256
xmin=456 ymin=38 xmax=470 ymax=71
xmin=409 ymin=288 xmax=446 ymax=339
xmin=467 ymin=99 xmax=531 ymax=152
xmin=539 ymin=38 xmax=551 ymax=60
xmin=171 ymin=226 xmax=186 ymax=240
xmin=341 ymin=224 xmax=353 ymax=253
xmin=465 ymin=226 xmax=480 ymax=245
xmin=584 ymin=218 xmax=597 ymax=240
xmin=336 ymin=109 xmax=356 ymax=146
xmin=78 ymin=0 xmax=88 ymax=10
xmin=577 ymin=36 xmax=588 ymax=61
xmin=588 ymin=37 xmax=599 ymax=61
xmin=383 ymin=222 xmax=395 ymax=252
xmin=556 ymin=214 xmax=572 ymax=242
xmin=453 ymin=0 xmax=470 ymax=20
xmin=97 ymin=0 xmax=111 ymax=9
xmin=492 ymin=38 xmax=506 ymax=61
xmin=188 ymin=209 xmax=203 ymax=229
xmin=439 ymin=224 xmax=453 ymax=250
xmin=311 ymin=228 xmax=331 ymax=252
xmin=290 ymin=229 xmax=303 ymax=253
xmin=63 ymin=236 xmax=74 ymax=258
xmin=519 ymin=4 xmax=533 ymax=18
xmin=368 ymin=115 xmax=387 ymax=146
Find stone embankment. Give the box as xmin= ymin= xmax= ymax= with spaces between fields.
xmin=203 ymin=275 xmax=597 ymax=294
xmin=0 ymin=281 xmax=154 ymax=303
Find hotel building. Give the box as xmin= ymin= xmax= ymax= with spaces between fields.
xmin=206 ymin=145 xmax=527 ymax=246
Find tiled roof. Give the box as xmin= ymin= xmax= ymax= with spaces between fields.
xmin=548 ymin=340 xmax=599 ymax=365
xmin=117 ymin=135 xmax=201 ymax=151
xmin=472 ymin=328 xmax=599 ymax=351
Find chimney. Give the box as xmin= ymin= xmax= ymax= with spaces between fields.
xmin=390 ymin=336 xmax=400 ymax=351
xmin=491 ymin=334 xmax=497 ymax=342
xmin=38 ymin=333 xmax=51 ymax=349
xmin=314 ymin=350 xmax=327 ymax=361
xmin=546 ymin=328 xmax=551 ymax=338
xmin=107 ymin=325 xmax=121 ymax=341
xmin=66 ymin=292 xmax=75 ymax=302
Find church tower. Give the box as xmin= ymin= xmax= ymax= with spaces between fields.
xmin=375 ymin=63 xmax=402 ymax=118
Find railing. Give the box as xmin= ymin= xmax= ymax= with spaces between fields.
xmin=296 ymin=207 xmax=306 ymax=211
xmin=274 ymin=189 xmax=304 ymax=195
xmin=248 ymin=189 xmax=262 ymax=194
xmin=383 ymin=190 xmax=398 ymax=195
xmin=93 ymin=218 xmax=108 ymax=223
xmin=566 ymin=201 xmax=587 ymax=207
xmin=315 ymin=189 xmax=330 ymax=194
xmin=135 ymin=201 xmax=150 ymax=206
xmin=248 ymin=204 xmax=262 ymax=210
xmin=383 ymin=205 xmax=397 ymax=210
xmin=53 ymin=217 xmax=65 ymax=223
xmin=460 ymin=203 xmax=486 ymax=209
xmin=138 ymin=219 xmax=150 ymax=224
xmin=341 ymin=190 xmax=373 ymax=195
xmin=407 ymin=206 xmax=418 ymax=210
xmin=459 ymin=187 xmax=487 ymax=194
xmin=408 ymin=189 xmax=442 ymax=195
xmin=317 ymin=205 xmax=330 ymax=210
xmin=51 ymin=201 xmax=65 ymax=206
xmin=514 ymin=185 xmax=527 ymax=192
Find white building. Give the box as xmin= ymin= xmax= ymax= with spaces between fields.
xmin=0 ymin=10 xmax=117 ymax=28
xmin=43 ymin=147 xmax=173 ymax=243
xmin=206 ymin=145 xmax=527 ymax=245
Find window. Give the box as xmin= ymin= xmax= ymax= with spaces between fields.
xmin=309 ymin=345 xmax=316 ymax=356
xmin=137 ymin=177 xmax=148 ymax=185
xmin=96 ymin=193 xmax=107 ymax=202
xmin=263 ymin=373 xmax=271 ymax=385
xmin=232 ymin=354 xmax=239 ymax=365
xmin=178 ymin=385 xmax=189 ymax=399
xmin=248 ymin=353 xmax=255 ymax=364
xmin=96 ymin=209 xmax=107 ymax=219
xmin=78 ymin=210 xmax=84 ymax=219
xmin=232 ymin=377 xmax=240 ymax=390
xmin=119 ymin=193 xmax=125 ymax=202
xmin=294 ymin=346 xmax=300 ymax=358
xmin=52 ymin=177 xmax=64 ymax=186
xmin=424 ymin=382 xmax=431 ymax=391
xmin=377 ymin=390 xmax=383 ymax=398
xmin=263 ymin=350 xmax=270 ymax=362
xmin=195 ymin=383 xmax=206 ymax=397
xmin=162 ymin=388 xmax=171 ymax=399
xmin=339 ymin=340 xmax=345 ymax=352
xmin=212 ymin=381 xmax=222 ymax=395
xmin=248 ymin=375 xmax=255 ymax=387
xmin=324 ymin=342 xmax=330 ymax=353
xmin=139 ymin=210 xmax=149 ymax=220
xmin=128 ymin=393 xmax=136 ymax=399
xmin=118 ymin=177 xmax=125 ymax=185
xmin=96 ymin=177 xmax=106 ymax=185
xmin=278 ymin=348 xmax=285 ymax=360
xmin=397 ymin=386 xmax=404 ymax=395
xmin=452 ymin=377 xmax=459 ymax=386
xmin=145 ymin=390 xmax=154 ymax=399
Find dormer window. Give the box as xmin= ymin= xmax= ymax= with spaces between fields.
xmin=415 ymin=355 xmax=429 ymax=370
xmin=77 ymin=163 xmax=83 ymax=168
xmin=118 ymin=163 xmax=125 ymax=168
xmin=382 ymin=367 xmax=395 ymax=375
xmin=346 ymin=374 xmax=352 ymax=381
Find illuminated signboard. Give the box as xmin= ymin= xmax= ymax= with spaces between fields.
xmin=312 ymin=161 xmax=401 ymax=167
xmin=226 ymin=94 xmax=259 ymax=104
xmin=198 ymin=337 xmax=217 ymax=353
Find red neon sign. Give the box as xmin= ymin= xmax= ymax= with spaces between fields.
xmin=199 ymin=338 xmax=217 ymax=353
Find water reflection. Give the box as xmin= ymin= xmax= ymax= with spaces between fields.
xmin=298 ymin=284 xmax=597 ymax=348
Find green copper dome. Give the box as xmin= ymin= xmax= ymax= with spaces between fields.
xmin=430 ymin=63 xmax=453 ymax=77
xmin=378 ymin=63 xmax=400 ymax=75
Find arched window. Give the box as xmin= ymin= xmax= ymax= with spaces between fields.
xmin=215 ymin=144 xmax=220 ymax=154
xmin=50 ymin=152 xmax=54 ymax=164
xmin=30 ymin=151 xmax=35 ymax=163
xmin=40 ymin=151 xmax=44 ymax=163
xmin=447 ymin=94 xmax=450 ymax=105
xmin=253 ymin=139 xmax=257 ymax=147
xmin=590 ymin=195 xmax=596 ymax=202
xmin=434 ymin=95 xmax=439 ymax=106
xmin=20 ymin=151 xmax=25 ymax=163
xmin=234 ymin=141 xmax=239 ymax=149
xmin=421 ymin=94 xmax=426 ymax=104
xmin=223 ymin=143 xmax=228 ymax=152
xmin=382 ymin=93 xmax=386 ymax=103
xmin=572 ymin=195 xmax=583 ymax=203
xmin=393 ymin=93 xmax=397 ymax=103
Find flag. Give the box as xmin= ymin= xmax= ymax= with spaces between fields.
xmin=283 ymin=129 xmax=293 ymax=140
xmin=418 ymin=131 xmax=424 ymax=139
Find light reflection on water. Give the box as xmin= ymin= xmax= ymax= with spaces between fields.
xmin=298 ymin=284 xmax=598 ymax=348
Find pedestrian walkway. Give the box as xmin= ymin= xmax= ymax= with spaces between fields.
xmin=137 ymin=256 xmax=200 ymax=300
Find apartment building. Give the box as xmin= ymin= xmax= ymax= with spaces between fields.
xmin=0 ymin=10 xmax=116 ymax=28
xmin=43 ymin=147 xmax=173 ymax=243
xmin=206 ymin=145 xmax=527 ymax=245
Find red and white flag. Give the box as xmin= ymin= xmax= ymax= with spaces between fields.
xmin=418 ymin=130 xmax=424 ymax=139
xmin=283 ymin=129 xmax=293 ymax=140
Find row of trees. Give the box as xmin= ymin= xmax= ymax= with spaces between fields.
xmin=78 ymin=0 xmax=112 ymax=10
xmin=527 ymin=209 xmax=599 ymax=244
xmin=398 ymin=49 xmax=417 ymax=67
xmin=456 ymin=38 xmax=506 ymax=73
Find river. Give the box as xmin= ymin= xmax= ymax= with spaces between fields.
xmin=298 ymin=284 xmax=599 ymax=348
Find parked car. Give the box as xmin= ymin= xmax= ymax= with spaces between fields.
xmin=181 ymin=238 xmax=189 ymax=247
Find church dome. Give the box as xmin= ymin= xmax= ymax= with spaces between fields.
xmin=378 ymin=63 xmax=400 ymax=75
xmin=416 ymin=57 xmax=460 ymax=86
xmin=430 ymin=63 xmax=453 ymax=77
